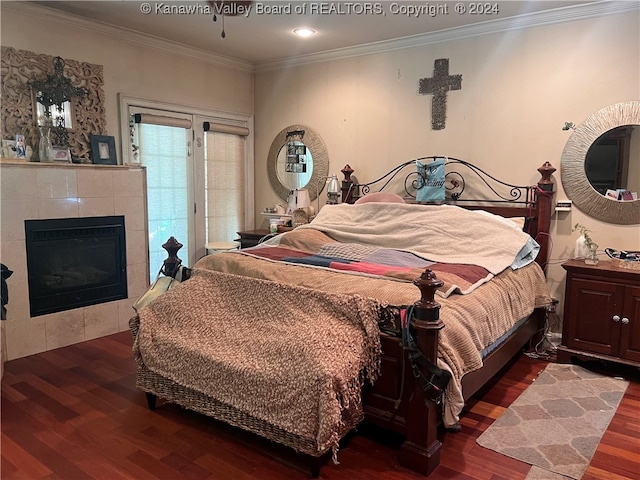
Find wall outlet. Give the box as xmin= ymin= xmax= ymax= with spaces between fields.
xmin=555 ymin=200 xmax=572 ymax=212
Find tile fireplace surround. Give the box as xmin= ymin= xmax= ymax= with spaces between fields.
xmin=0 ymin=160 xmax=149 ymax=363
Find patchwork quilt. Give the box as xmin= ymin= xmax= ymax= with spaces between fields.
xmin=240 ymin=241 xmax=493 ymax=297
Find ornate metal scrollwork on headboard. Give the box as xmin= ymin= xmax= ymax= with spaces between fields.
xmin=341 ymin=159 xmax=557 ymax=272
xmin=343 ymin=157 xmax=535 ymax=206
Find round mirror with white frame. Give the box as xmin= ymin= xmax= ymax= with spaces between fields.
xmin=267 ymin=124 xmax=329 ymax=202
xmin=561 ymin=101 xmax=640 ymax=225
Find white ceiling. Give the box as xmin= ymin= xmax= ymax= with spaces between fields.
xmin=31 ymin=0 xmax=604 ymax=67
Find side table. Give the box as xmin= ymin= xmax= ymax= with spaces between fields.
xmin=236 ymin=229 xmax=271 ymax=249
xmin=557 ymin=259 xmax=640 ymax=368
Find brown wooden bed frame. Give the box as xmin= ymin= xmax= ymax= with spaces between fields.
xmin=138 ymin=159 xmax=556 ymax=477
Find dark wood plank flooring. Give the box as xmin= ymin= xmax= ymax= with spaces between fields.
xmin=2 ymin=332 xmax=639 ymax=479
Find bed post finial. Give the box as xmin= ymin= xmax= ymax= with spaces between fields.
xmin=162 ymin=236 xmax=183 ymax=277
xmin=537 ymin=161 xmax=556 ymax=192
xmin=412 ymin=269 xmax=444 ymax=321
xmin=341 ymin=164 xmax=354 ymax=183
xmin=341 ymin=164 xmax=356 ymax=203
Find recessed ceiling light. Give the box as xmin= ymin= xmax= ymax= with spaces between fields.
xmin=294 ymin=28 xmax=315 ymax=38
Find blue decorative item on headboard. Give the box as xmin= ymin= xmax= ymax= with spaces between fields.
xmin=416 ymin=157 xmax=446 ymax=202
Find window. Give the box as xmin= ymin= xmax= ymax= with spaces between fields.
xmin=137 ymin=122 xmax=190 ymax=279
xmin=120 ymin=95 xmax=253 ymax=278
xmin=204 ymin=130 xmax=246 ymax=244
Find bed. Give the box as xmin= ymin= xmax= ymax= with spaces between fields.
xmin=130 ymin=158 xmax=556 ymax=477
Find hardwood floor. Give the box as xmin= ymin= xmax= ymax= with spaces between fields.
xmin=2 ymin=331 xmax=639 ymax=480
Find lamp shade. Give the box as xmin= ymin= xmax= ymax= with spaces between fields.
xmin=295 ymin=189 xmax=311 ymax=209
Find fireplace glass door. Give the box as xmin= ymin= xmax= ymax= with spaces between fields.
xmin=25 ymin=216 xmax=128 ymax=317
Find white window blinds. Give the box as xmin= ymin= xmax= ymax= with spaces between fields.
xmin=205 ymin=130 xmax=246 ymax=244
xmin=138 ymin=123 xmax=190 ymax=280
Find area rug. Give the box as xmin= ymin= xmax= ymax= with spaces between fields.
xmin=476 ymin=363 xmax=629 ymax=479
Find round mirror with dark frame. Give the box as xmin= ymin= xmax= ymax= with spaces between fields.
xmin=561 ymin=101 xmax=640 ymax=225
xmin=267 ymin=124 xmax=329 ymax=202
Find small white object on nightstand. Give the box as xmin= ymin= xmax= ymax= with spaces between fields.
xmin=205 ymin=241 xmax=240 ymax=255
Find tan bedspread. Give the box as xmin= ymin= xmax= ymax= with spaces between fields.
xmin=133 ymin=268 xmax=383 ymax=455
xmin=195 ymin=248 xmax=551 ymax=426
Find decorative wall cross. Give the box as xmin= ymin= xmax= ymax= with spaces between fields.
xmin=28 ymin=56 xmax=89 ymax=147
xmin=419 ymin=58 xmax=462 ymax=130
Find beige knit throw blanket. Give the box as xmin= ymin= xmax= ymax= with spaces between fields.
xmin=133 ymin=268 xmax=383 ymax=456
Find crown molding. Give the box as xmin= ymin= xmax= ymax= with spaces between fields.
xmin=3 ymin=1 xmax=636 ymax=74
xmin=2 ymin=1 xmax=254 ymax=73
xmin=255 ymin=1 xmax=638 ymax=72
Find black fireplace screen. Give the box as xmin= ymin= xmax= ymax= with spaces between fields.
xmin=25 ymin=216 xmax=128 ymax=317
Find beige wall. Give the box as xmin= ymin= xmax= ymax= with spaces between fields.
xmin=254 ymin=12 xmax=640 ymax=318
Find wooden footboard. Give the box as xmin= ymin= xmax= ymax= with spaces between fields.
xmin=361 ymin=269 xmax=446 ymax=475
xmin=364 ymin=307 xmax=545 ymax=476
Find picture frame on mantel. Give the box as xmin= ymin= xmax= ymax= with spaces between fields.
xmin=90 ymin=134 xmax=117 ymax=165
xmin=51 ymin=146 xmax=71 ymax=163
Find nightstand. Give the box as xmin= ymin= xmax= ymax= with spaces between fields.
xmin=557 ymin=259 xmax=640 ymax=368
xmin=236 ymin=229 xmax=271 ymax=249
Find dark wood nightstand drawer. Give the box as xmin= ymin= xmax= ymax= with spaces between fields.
xmin=236 ymin=229 xmax=271 ymax=249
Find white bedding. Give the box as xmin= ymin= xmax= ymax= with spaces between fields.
xmin=298 ymin=203 xmax=539 ymax=274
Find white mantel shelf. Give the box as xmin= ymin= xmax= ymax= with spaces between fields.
xmin=1 ymin=158 xmax=144 ymax=170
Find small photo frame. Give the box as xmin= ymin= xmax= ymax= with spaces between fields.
xmin=2 ymin=139 xmax=16 ymax=158
xmin=51 ymin=147 xmax=71 ymax=163
xmin=605 ymin=189 xmax=619 ymax=200
xmin=90 ymin=134 xmax=117 ymax=165
xmin=620 ymin=190 xmax=634 ymax=201
xmin=15 ymin=134 xmax=26 ymax=159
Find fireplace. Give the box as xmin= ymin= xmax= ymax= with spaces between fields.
xmin=25 ymin=216 xmax=128 ymax=317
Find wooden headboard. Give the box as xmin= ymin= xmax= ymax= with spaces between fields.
xmin=338 ymin=158 xmax=556 ymax=272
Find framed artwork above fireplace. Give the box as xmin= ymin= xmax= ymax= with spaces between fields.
xmin=0 ymin=46 xmax=107 ymax=163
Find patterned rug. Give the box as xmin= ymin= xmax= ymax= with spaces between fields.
xmin=476 ymin=363 xmax=629 ymax=479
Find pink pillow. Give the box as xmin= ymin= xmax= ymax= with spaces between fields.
xmin=354 ymin=192 xmax=406 ymax=204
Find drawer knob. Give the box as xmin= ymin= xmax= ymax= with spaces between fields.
xmin=622 ymin=317 xmax=630 ymax=325
xmin=613 ymin=315 xmax=621 ymax=322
